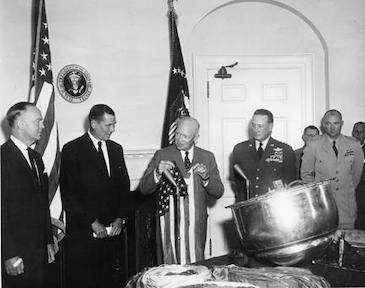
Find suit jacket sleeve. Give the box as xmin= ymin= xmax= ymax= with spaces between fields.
xmin=204 ymin=151 xmax=224 ymax=199
xmin=300 ymin=143 xmax=316 ymax=183
xmin=139 ymin=150 xmax=161 ymax=195
xmin=1 ymin=153 xmax=18 ymax=259
xmin=353 ymin=141 xmax=365 ymax=187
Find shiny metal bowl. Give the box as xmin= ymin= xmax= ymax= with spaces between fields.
xmin=227 ymin=180 xmax=339 ymax=266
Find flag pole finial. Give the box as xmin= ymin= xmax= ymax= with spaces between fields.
xmin=167 ymin=0 xmax=177 ymax=17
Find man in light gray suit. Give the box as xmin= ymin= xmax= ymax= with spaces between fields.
xmin=140 ymin=117 xmax=224 ymax=264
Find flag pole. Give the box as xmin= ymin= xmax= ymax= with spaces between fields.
xmin=167 ymin=0 xmax=178 ymax=62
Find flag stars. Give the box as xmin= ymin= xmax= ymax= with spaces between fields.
xmin=46 ymin=63 xmax=52 ymax=71
xmin=40 ymin=51 xmax=48 ymax=60
xmin=42 ymin=36 xmax=49 ymax=45
xmin=172 ymin=66 xmax=186 ymax=78
xmin=43 ymin=22 xmax=48 ymax=29
xmin=39 ymin=67 xmax=46 ymax=76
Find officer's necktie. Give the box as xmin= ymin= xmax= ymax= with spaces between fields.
xmin=97 ymin=141 xmax=108 ymax=172
xmin=299 ymin=151 xmax=304 ymax=180
xmin=332 ymin=140 xmax=338 ymax=158
xmin=184 ymin=151 xmax=191 ymax=170
xmin=27 ymin=147 xmax=39 ymax=183
xmin=257 ymin=142 xmax=264 ymax=160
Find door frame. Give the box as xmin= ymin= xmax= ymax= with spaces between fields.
xmin=193 ymin=55 xmax=315 ymax=257
xmin=192 ymin=54 xmax=315 ymax=150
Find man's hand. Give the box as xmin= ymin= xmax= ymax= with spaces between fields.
xmin=109 ymin=218 xmax=124 ymax=236
xmin=47 ymin=244 xmax=56 ymax=263
xmin=192 ymin=163 xmax=209 ymax=181
xmin=156 ymin=160 xmax=175 ymax=177
xmin=4 ymin=256 xmax=24 ymax=276
xmin=91 ymin=219 xmax=107 ymax=238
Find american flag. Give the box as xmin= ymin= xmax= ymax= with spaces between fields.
xmin=161 ymin=2 xmax=190 ymax=148
xmin=29 ymin=0 xmax=64 ymax=243
xmin=157 ymin=165 xmax=188 ymax=216
xmin=157 ymin=1 xmax=197 ymax=265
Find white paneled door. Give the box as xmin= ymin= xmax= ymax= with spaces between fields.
xmin=193 ymin=55 xmax=314 ymax=258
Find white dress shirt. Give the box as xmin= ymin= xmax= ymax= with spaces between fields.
xmin=11 ymin=135 xmax=32 ymax=168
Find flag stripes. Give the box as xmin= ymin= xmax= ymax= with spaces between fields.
xmin=159 ymin=176 xmax=196 ymax=264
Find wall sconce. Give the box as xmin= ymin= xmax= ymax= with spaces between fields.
xmin=214 ymin=62 xmax=238 ymax=79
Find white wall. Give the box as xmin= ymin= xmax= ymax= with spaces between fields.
xmin=1 ymin=0 xmax=364 ymax=149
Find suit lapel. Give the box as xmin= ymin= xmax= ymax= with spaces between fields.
xmin=192 ymin=147 xmax=200 ymax=167
xmin=106 ymin=141 xmax=118 ymax=177
xmin=172 ymin=146 xmax=187 ymax=176
xmin=322 ymin=135 xmax=335 ymax=158
xmin=7 ymin=139 xmax=40 ymax=188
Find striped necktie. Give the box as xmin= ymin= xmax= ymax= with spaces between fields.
xmin=184 ymin=151 xmax=191 ymax=170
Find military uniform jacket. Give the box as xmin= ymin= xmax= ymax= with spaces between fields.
xmin=301 ymin=134 xmax=364 ymax=228
xmin=232 ymin=137 xmax=296 ymax=201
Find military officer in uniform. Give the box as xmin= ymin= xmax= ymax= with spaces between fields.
xmin=352 ymin=121 xmax=365 ymax=229
xmin=294 ymin=125 xmax=320 ymax=180
xmin=232 ymin=109 xmax=296 ymax=201
xmin=301 ymin=110 xmax=364 ymax=229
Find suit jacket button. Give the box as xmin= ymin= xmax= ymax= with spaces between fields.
xmin=255 ymin=185 xmax=259 ymax=188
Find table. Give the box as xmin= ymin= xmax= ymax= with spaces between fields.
xmin=196 ymin=254 xmax=365 ymax=287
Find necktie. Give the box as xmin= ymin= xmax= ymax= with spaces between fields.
xmin=97 ymin=141 xmax=108 ymax=172
xmin=184 ymin=151 xmax=191 ymax=170
xmin=333 ymin=140 xmax=338 ymax=157
xmin=257 ymin=142 xmax=264 ymax=159
xmin=27 ymin=147 xmax=39 ymax=182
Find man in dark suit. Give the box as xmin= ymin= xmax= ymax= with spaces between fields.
xmin=60 ymin=104 xmax=130 ymax=288
xmin=232 ymin=109 xmax=296 ymax=201
xmin=1 ymin=102 xmax=54 ymax=288
xmin=352 ymin=121 xmax=365 ymax=229
xmin=140 ymin=117 xmax=224 ymax=264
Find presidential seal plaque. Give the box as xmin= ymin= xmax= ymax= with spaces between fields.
xmin=57 ymin=64 xmax=92 ymax=103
